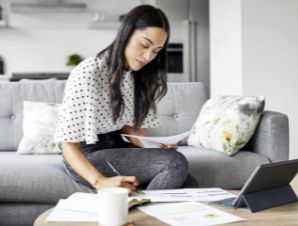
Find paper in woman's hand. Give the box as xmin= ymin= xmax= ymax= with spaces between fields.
xmin=121 ymin=130 xmax=190 ymax=148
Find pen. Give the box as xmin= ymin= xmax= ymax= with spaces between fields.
xmin=105 ymin=160 xmax=144 ymax=195
xmin=106 ymin=160 xmax=121 ymax=176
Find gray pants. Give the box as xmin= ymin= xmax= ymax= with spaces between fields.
xmin=63 ymin=130 xmax=197 ymax=190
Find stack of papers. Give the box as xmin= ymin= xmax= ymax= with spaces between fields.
xmin=46 ymin=188 xmax=243 ymax=225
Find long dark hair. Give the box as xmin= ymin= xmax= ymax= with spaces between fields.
xmin=97 ymin=5 xmax=170 ymax=127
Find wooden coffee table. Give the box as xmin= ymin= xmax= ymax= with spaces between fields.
xmin=34 ymin=176 xmax=298 ymax=226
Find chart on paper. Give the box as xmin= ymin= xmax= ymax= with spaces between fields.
xmin=138 ymin=202 xmax=245 ymax=226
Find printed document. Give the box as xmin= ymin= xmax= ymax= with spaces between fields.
xmin=138 ymin=202 xmax=245 ymax=226
xmin=121 ymin=130 xmax=190 ymax=148
xmin=136 ymin=188 xmax=236 ymax=202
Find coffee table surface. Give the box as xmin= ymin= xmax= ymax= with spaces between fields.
xmin=34 ymin=176 xmax=298 ymax=226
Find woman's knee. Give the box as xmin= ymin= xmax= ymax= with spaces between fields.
xmin=166 ymin=151 xmax=188 ymax=174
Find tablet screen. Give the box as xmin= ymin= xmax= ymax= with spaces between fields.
xmin=232 ymin=159 xmax=298 ymax=208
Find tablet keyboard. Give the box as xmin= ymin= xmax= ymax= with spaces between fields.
xmin=209 ymin=197 xmax=237 ymax=208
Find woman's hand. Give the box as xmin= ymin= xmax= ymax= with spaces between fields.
xmin=92 ymin=175 xmax=139 ymax=194
xmin=158 ymin=143 xmax=178 ymax=150
xmin=62 ymin=142 xmax=139 ymax=194
xmin=121 ymin=125 xmax=146 ymax=148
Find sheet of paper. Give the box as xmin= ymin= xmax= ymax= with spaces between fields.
xmin=56 ymin=192 xmax=98 ymax=213
xmin=121 ymin=130 xmax=190 ymax=148
xmin=46 ymin=205 xmax=98 ymax=222
xmin=138 ymin=202 xmax=245 ymax=226
xmin=133 ymin=188 xmax=236 ymax=202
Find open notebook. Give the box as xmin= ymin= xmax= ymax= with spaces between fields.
xmin=56 ymin=192 xmax=150 ymax=213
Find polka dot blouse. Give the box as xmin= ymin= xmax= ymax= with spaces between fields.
xmin=54 ymin=50 xmax=160 ymax=144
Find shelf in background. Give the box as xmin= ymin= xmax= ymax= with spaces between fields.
xmin=9 ymin=72 xmax=69 ymax=81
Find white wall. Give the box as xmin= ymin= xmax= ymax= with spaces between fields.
xmin=209 ymin=0 xmax=243 ymax=96
xmin=210 ymin=0 xmax=298 ymax=159
xmin=242 ymin=0 xmax=298 ymax=159
xmin=0 ymin=28 xmax=116 ymax=74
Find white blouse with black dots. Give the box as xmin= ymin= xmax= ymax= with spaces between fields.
xmin=54 ymin=51 xmax=160 ymax=144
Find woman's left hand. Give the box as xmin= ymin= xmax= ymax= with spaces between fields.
xmin=158 ymin=143 xmax=178 ymax=150
xmin=121 ymin=125 xmax=146 ymax=148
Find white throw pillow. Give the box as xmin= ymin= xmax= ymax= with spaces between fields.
xmin=187 ymin=96 xmax=265 ymax=156
xmin=17 ymin=101 xmax=61 ymax=154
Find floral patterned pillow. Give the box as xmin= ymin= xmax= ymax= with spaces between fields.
xmin=187 ymin=96 xmax=265 ymax=156
xmin=17 ymin=101 xmax=61 ymax=154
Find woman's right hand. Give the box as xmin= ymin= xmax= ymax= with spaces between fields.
xmin=62 ymin=142 xmax=139 ymax=194
xmin=158 ymin=143 xmax=178 ymax=150
xmin=92 ymin=175 xmax=139 ymax=194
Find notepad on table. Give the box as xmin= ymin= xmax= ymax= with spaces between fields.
xmin=46 ymin=192 xmax=150 ymax=222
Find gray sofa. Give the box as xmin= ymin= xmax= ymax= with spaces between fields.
xmin=0 ymin=80 xmax=289 ymax=226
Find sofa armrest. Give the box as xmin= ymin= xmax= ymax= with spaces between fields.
xmin=246 ymin=111 xmax=289 ymax=162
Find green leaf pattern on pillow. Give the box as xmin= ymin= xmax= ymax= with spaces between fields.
xmin=187 ymin=96 xmax=265 ymax=156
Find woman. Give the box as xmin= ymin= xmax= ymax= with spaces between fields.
xmin=55 ymin=5 xmax=191 ymax=193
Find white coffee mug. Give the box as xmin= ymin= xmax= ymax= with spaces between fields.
xmin=98 ymin=188 xmax=128 ymax=226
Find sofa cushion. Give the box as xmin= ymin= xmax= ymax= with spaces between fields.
xmin=0 ymin=80 xmax=66 ymax=152
xmin=0 ymin=203 xmax=54 ymax=226
xmin=0 ymin=152 xmax=92 ymax=203
xmin=145 ymin=82 xmax=208 ymax=136
xmin=0 ymin=146 xmax=270 ymax=204
xmin=17 ymin=101 xmax=61 ymax=155
xmin=178 ymin=146 xmax=270 ymax=189
xmin=187 ymin=95 xmax=265 ymax=156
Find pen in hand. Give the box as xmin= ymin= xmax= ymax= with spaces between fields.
xmin=105 ymin=160 xmax=144 ymax=195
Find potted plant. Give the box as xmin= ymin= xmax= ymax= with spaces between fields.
xmin=66 ymin=54 xmax=84 ymax=67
